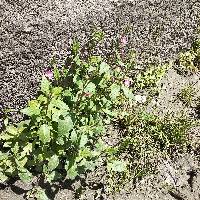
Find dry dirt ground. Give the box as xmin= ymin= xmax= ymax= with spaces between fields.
xmin=0 ymin=0 xmax=200 ymax=199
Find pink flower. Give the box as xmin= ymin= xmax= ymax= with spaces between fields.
xmin=124 ymin=79 xmax=131 ymax=87
xmin=120 ymin=36 xmax=128 ymax=46
xmin=44 ymin=68 xmax=54 ymax=80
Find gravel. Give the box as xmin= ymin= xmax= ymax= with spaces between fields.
xmin=0 ymin=0 xmax=199 ymax=121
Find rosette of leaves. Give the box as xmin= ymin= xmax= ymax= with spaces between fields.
xmin=0 ymin=39 xmax=134 ymax=184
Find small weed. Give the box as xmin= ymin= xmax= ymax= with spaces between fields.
xmin=106 ymin=109 xmax=196 ymax=190
xmin=135 ymin=62 xmax=172 ymax=90
xmin=176 ymin=39 xmax=200 ymax=75
xmin=177 ymin=84 xmax=197 ymax=106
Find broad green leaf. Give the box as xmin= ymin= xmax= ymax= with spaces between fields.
xmin=18 ymin=169 xmax=33 ymax=183
xmin=5 ymin=159 xmax=13 ymax=167
xmin=89 ymin=100 xmax=95 ymax=110
xmin=46 ymin=102 xmax=55 ymax=119
xmin=110 ymin=84 xmax=120 ymax=100
xmin=3 ymin=141 xmax=12 ymax=147
xmin=36 ymin=117 xmax=42 ymax=123
xmin=16 ymin=157 xmax=28 ymax=168
xmin=46 ymin=171 xmax=62 ymax=183
xmin=65 ymin=160 xmax=69 ymax=171
xmin=102 ymin=108 xmax=115 ymax=117
xmin=88 ymin=65 xmax=96 ymax=73
xmin=0 ymin=172 xmax=8 ymax=183
xmin=6 ymin=125 xmax=18 ymax=135
xmin=91 ymin=150 xmax=101 ymax=157
xmin=42 ymin=164 xmax=48 ymax=174
xmin=21 ymin=100 xmax=41 ymax=116
xmin=99 ymin=78 xmax=107 ymax=89
xmin=5 ymin=165 xmax=15 ymax=174
xmin=79 ymin=134 xmax=88 ymax=148
xmin=53 ymin=67 xmax=61 ymax=81
xmin=83 ymin=160 xmax=96 ymax=171
xmin=51 ymin=109 xmax=61 ymax=122
xmin=84 ymin=82 xmax=96 ymax=94
xmin=51 ymin=87 xmax=63 ymax=96
xmin=12 ymin=142 xmax=19 ymax=155
xmin=48 ymin=155 xmax=59 ymax=171
xmin=101 ymin=97 xmax=112 ymax=106
xmin=54 ymin=99 xmax=69 ymax=111
xmin=56 ymin=136 xmax=64 ymax=145
xmin=70 ymin=130 xmax=77 ymax=143
xmin=78 ymin=158 xmax=96 ymax=171
xmin=37 ymin=154 xmax=44 ymax=162
xmin=41 ymin=75 xmax=50 ymax=95
xmin=121 ymin=85 xmax=134 ymax=99
xmin=107 ymin=160 xmax=126 ymax=172
xmin=21 ymin=143 xmax=32 ymax=156
xmin=78 ymin=148 xmax=92 ymax=160
xmin=63 ymin=89 xmax=72 ymax=97
xmin=35 ymin=187 xmax=49 ymax=200
xmin=73 ymin=74 xmax=80 ymax=84
xmin=37 ymin=95 xmax=47 ymax=104
xmin=58 ymin=117 xmax=73 ymax=138
xmin=76 ymin=79 xmax=84 ymax=90
xmin=4 ymin=118 xmax=8 ymax=127
xmin=17 ymin=120 xmax=31 ymax=129
xmin=95 ymin=139 xmax=106 ymax=152
xmin=94 ymin=124 xmax=105 ymax=135
xmin=46 ymin=171 xmax=56 ymax=183
xmin=0 ymin=152 xmax=9 ymax=161
xmin=1 ymin=126 xmax=19 ymax=140
xmin=74 ymin=55 xmax=81 ymax=65
xmin=99 ymin=62 xmax=110 ymax=75
xmin=38 ymin=124 xmax=51 ymax=144
xmin=67 ymin=165 xmax=78 ymax=180
xmin=48 ymin=99 xmax=69 ymax=118
xmin=78 ymin=158 xmax=87 ymax=166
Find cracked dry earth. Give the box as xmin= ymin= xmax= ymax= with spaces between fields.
xmin=0 ymin=0 xmax=200 ymax=199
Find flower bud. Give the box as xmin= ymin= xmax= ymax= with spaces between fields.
xmin=124 ymin=79 xmax=131 ymax=87
xmin=44 ymin=68 xmax=54 ymax=80
xmin=120 ymin=36 xmax=128 ymax=46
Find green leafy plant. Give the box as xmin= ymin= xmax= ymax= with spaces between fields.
xmin=177 ymin=39 xmax=200 ymax=74
xmin=136 ymin=62 xmax=172 ymax=89
xmin=0 ymin=36 xmax=135 ymax=186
